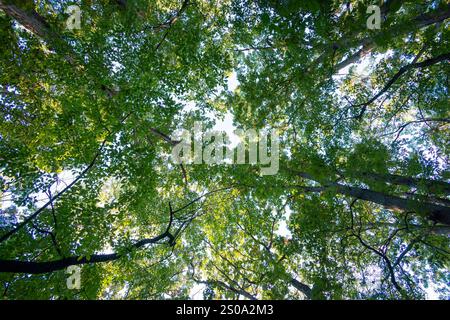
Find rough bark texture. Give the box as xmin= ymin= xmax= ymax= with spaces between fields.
xmin=290 ymin=278 xmax=312 ymax=299
xmin=361 ymin=172 xmax=450 ymax=194
xmin=291 ymin=169 xmax=450 ymax=225
xmin=0 ymin=1 xmax=52 ymax=39
xmin=333 ymin=184 xmax=450 ymax=225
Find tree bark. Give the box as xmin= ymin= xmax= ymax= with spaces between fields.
xmin=359 ymin=171 xmax=450 ymax=195
xmin=332 ymin=184 xmax=450 ymax=225
xmin=0 ymin=1 xmax=52 ymax=39
xmin=0 ymin=232 xmax=171 ymax=274
xmin=290 ymin=169 xmax=450 ymax=225
xmin=290 ymin=278 xmax=312 ymax=299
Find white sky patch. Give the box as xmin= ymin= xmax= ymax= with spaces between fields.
xmin=111 ymin=61 xmax=124 ymax=74
xmin=212 ymin=112 xmax=240 ymax=148
xmin=172 ymin=70 xmax=241 ymax=148
xmin=276 ymin=206 xmax=292 ymax=239
xmin=227 ymin=71 xmax=239 ymax=92
xmin=424 ymin=283 xmax=440 ymax=300
xmin=190 ymin=283 xmax=206 ymax=300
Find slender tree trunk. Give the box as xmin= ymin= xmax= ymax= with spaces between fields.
xmin=290 ymin=278 xmax=312 ymax=299
xmin=0 ymin=1 xmax=52 ymax=39
xmin=359 ymin=172 xmax=450 ymax=194
xmin=0 ymin=1 xmax=80 ymax=66
xmin=332 ymin=184 xmax=450 ymax=225
xmin=290 ymin=169 xmax=450 ymax=225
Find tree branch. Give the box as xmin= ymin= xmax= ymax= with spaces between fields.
xmin=353 ymin=52 xmax=450 ymax=119
xmin=0 ymin=203 xmax=180 ymax=274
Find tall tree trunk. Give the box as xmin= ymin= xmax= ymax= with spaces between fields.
xmin=332 ymin=183 xmax=450 ymax=225
xmin=291 ymin=170 xmax=450 ymax=225
xmin=290 ymin=278 xmax=312 ymax=299
xmin=359 ymin=171 xmax=450 ymax=194
xmin=0 ymin=1 xmax=52 ymax=39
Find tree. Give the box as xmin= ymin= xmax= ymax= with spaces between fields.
xmin=0 ymin=0 xmax=448 ymax=299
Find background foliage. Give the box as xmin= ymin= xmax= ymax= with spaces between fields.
xmin=0 ymin=0 xmax=449 ymax=299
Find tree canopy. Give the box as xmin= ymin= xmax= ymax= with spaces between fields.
xmin=0 ymin=0 xmax=449 ymax=300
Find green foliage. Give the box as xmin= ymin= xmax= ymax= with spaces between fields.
xmin=0 ymin=0 xmax=449 ymax=300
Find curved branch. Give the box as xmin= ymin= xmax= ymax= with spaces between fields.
xmin=351 ymin=228 xmax=406 ymax=297
xmin=354 ymin=52 xmax=450 ymax=119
